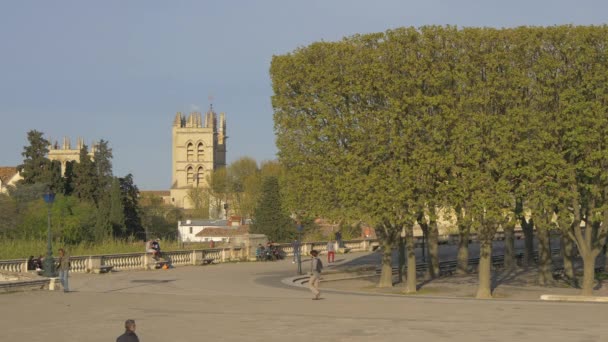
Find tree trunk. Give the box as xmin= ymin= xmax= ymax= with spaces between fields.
xmin=580 ymin=253 xmax=596 ymax=296
xmin=398 ymin=236 xmax=405 ymax=283
xmin=536 ymin=223 xmax=553 ymax=286
xmin=427 ymin=219 xmax=440 ymax=278
xmin=405 ymin=227 xmax=417 ymax=293
xmin=476 ymin=240 xmax=493 ymax=299
xmin=503 ymin=221 xmax=516 ymax=271
xmin=457 ymin=225 xmax=470 ymax=274
xmin=521 ymin=217 xmax=535 ymax=267
xmin=604 ymin=244 xmax=608 ymax=273
xmin=378 ymin=239 xmax=393 ymax=288
xmin=560 ymin=233 xmax=575 ymax=280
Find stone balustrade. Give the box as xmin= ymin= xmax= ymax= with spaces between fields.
xmin=0 ymin=239 xmax=377 ymax=275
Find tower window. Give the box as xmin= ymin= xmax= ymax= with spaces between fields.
xmin=197 ymin=143 xmax=204 ymax=161
xmin=187 ymin=143 xmax=194 ymax=162
xmin=197 ymin=166 xmax=204 ymax=185
xmin=187 ymin=166 xmax=194 ymax=184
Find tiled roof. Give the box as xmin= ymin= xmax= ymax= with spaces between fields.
xmin=140 ymin=190 xmax=170 ymax=197
xmin=195 ymin=225 xmax=249 ymax=237
xmin=180 ymin=220 xmax=228 ymax=227
xmin=0 ymin=167 xmax=18 ymax=183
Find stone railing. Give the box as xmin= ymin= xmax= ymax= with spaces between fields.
xmin=274 ymin=239 xmax=376 ymax=257
xmin=0 ymin=239 xmax=377 ymax=275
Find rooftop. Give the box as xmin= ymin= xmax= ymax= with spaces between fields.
xmin=0 ymin=167 xmax=18 ymax=184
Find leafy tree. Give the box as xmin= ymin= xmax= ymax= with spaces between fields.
xmin=72 ymin=145 xmax=98 ymax=203
xmin=250 ymin=176 xmax=293 ymax=242
xmin=94 ymin=139 xmax=113 ymax=190
xmin=18 ymin=130 xmax=55 ymax=189
xmin=119 ymin=174 xmax=143 ymax=238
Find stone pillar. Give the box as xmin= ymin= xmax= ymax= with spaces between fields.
xmin=20 ymin=260 xmax=29 ymax=273
xmin=87 ymin=256 xmax=102 ymax=273
xmin=192 ymin=250 xmax=203 ymax=265
xmin=362 ymin=240 xmax=370 ymax=251
xmin=221 ymin=249 xmax=226 ymax=262
xmin=143 ymin=253 xmax=154 ymax=270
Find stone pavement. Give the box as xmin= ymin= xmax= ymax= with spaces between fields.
xmin=0 ymin=251 xmax=606 ymax=342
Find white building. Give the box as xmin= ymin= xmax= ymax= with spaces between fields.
xmin=0 ymin=167 xmax=22 ymax=194
xmin=177 ymin=219 xmax=247 ymax=243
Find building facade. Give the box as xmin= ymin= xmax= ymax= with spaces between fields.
xmin=170 ymin=106 xmax=227 ymax=209
xmin=48 ymin=137 xmax=96 ymax=175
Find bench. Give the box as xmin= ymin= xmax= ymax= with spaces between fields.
xmin=201 ymin=258 xmax=215 ymax=265
xmin=93 ymin=265 xmax=114 ymax=274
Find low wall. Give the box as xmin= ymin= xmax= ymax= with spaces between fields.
xmin=0 ymin=240 xmax=373 ymax=274
xmin=0 ymin=231 xmax=520 ymax=275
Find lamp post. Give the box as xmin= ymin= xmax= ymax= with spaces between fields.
xmin=42 ymin=190 xmax=56 ymax=277
xmin=296 ymin=223 xmax=303 ymax=275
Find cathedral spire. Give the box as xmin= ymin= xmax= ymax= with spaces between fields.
xmin=173 ymin=112 xmax=183 ymax=127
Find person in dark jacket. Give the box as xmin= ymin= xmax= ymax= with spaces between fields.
xmin=117 ymin=319 xmax=139 ymax=342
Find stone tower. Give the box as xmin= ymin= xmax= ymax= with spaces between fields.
xmin=48 ymin=137 xmax=97 ymax=175
xmin=170 ymin=105 xmax=227 ymax=209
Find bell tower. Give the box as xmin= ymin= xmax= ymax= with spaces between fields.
xmin=170 ymin=105 xmax=227 ymax=209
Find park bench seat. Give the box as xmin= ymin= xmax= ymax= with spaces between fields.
xmin=201 ymin=258 xmax=215 ymax=265
xmin=93 ymin=265 xmax=114 ymax=274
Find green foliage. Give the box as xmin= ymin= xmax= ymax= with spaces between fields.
xmin=72 ymin=145 xmax=98 ymax=203
xmin=271 ymin=24 xmax=608 ymax=294
xmin=250 ymin=176 xmax=294 ymax=242
xmin=119 ymin=174 xmax=143 ymax=237
xmin=18 ymin=130 xmax=52 ymax=187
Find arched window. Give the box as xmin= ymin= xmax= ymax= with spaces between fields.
xmin=187 ymin=166 xmax=194 ymax=184
xmin=197 ymin=143 xmax=204 ymax=161
xmin=197 ymin=167 xmax=204 ymax=185
xmin=187 ymin=143 xmax=194 ymax=161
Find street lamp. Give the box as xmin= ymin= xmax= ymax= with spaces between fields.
xmin=296 ymin=223 xmax=303 ymax=275
xmin=42 ymin=190 xmax=56 ymax=277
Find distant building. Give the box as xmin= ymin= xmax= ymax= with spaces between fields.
xmin=0 ymin=167 xmax=22 ymax=194
xmin=169 ymin=105 xmax=227 ymax=211
xmin=177 ymin=217 xmax=246 ymax=243
xmin=48 ymin=137 xmax=96 ymax=175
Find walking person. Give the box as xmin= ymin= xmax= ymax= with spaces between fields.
xmin=309 ymin=250 xmax=323 ymax=300
xmin=327 ymin=240 xmax=336 ymax=263
xmin=57 ymin=248 xmax=70 ymax=293
xmin=335 ymin=231 xmax=342 ymax=248
xmin=117 ymin=319 xmax=139 ymax=342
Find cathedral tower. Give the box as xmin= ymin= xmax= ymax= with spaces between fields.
xmin=170 ymin=105 xmax=227 ymax=209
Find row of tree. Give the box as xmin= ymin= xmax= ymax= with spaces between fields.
xmin=271 ymin=25 xmax=608 ymax=297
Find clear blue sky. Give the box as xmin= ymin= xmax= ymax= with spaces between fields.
xmin=1 ymin=0 xmax=606 ymax=190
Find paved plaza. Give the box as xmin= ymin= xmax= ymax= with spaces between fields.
xmin=1 ymin=251 xmax=606 ymax=342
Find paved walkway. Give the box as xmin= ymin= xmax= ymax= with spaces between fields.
xmin=1 ymin=251 xmax=606 ymax=342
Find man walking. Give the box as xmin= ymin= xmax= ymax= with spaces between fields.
xmin=57 ymin=248 xmax=70 ymax=293
xmin=309 ymin=250 xmax=323 ymax=300
xmin=117 ymin=319 xmax=139 ymax=342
